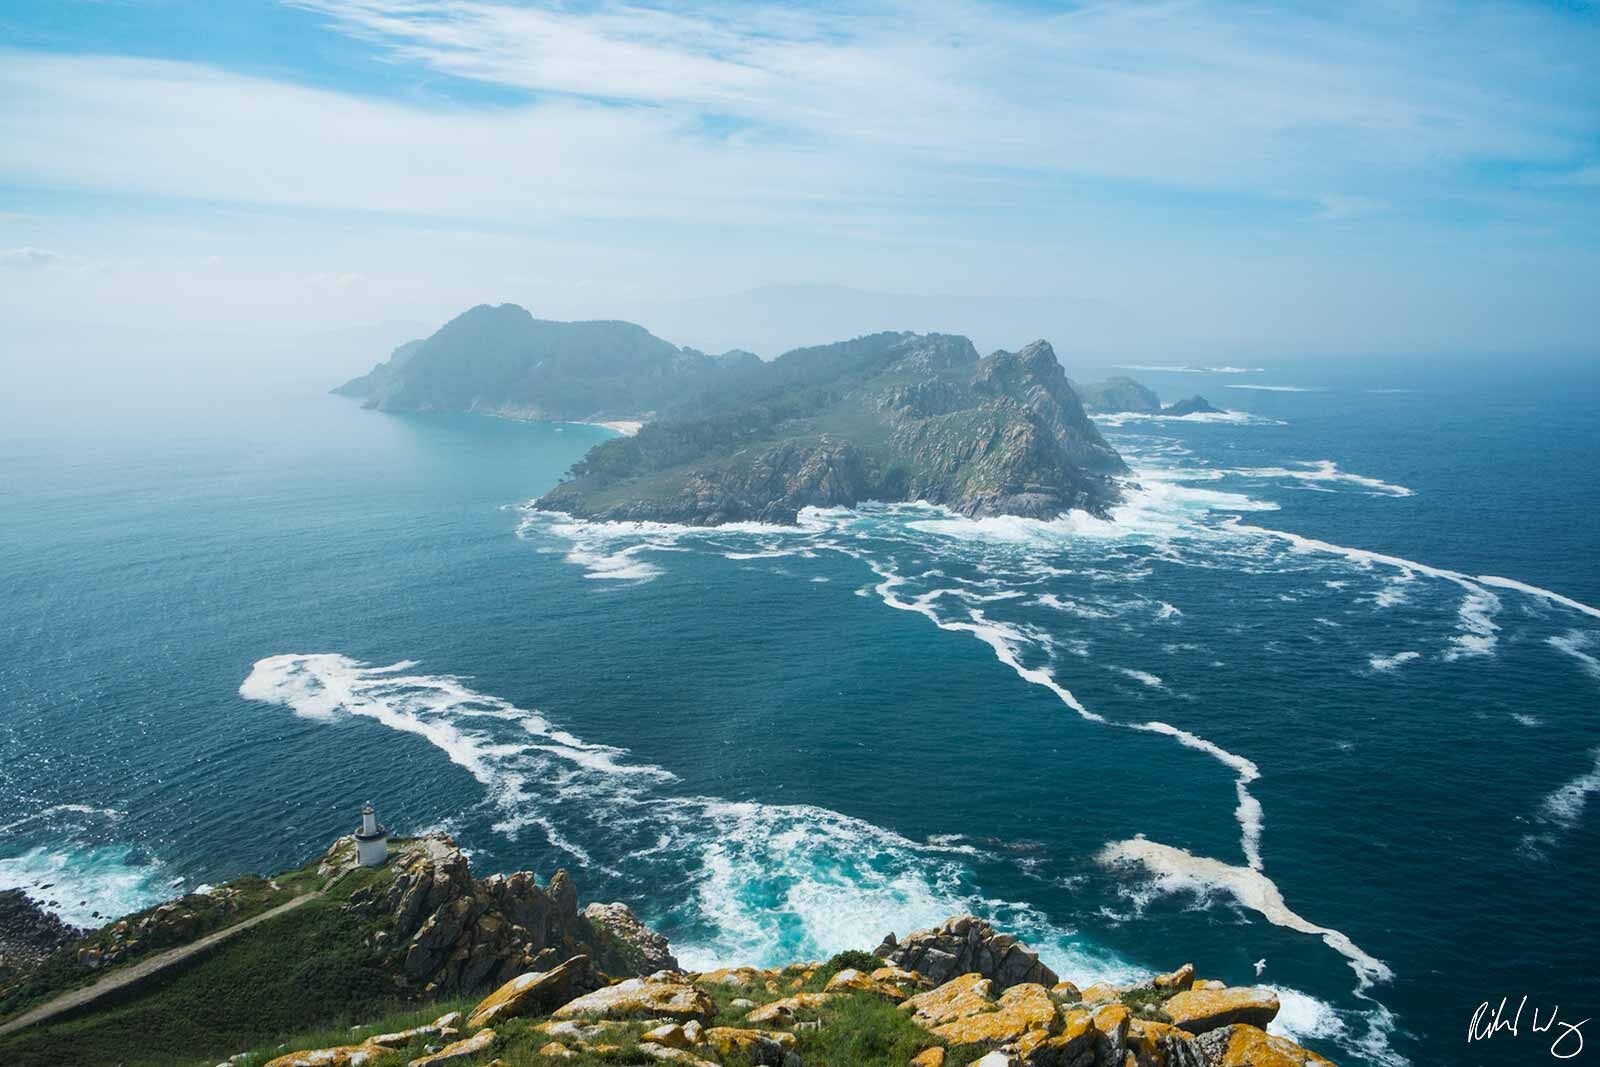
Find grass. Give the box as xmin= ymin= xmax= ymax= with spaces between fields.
xmin=0 ymin=895 xmax=425 ymax=1067
xmin=0 ymin=864 xmax=325 ymax=1025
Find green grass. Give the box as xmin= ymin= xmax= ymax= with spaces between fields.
xmin=0 ymin=865 xmax=325 ymax=1026
xmin=0 ymin=896 xmax=423 ymax=1067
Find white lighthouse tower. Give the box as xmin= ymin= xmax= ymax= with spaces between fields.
xmin=355 ymin=803 xmax=389 ymax=867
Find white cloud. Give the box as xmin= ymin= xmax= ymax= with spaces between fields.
xmin=0 ymin=246 xmax=63 ymax=270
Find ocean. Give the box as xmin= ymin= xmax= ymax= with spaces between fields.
xmin=2 ymin=353 xmax=1597 ymax=1066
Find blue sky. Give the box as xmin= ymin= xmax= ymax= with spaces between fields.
xmin=1 ymin=0 xmax=1597 ymax=360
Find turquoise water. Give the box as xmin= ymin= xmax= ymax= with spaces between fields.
xmin=2 ymin=356 xmax=1598 ymax=1065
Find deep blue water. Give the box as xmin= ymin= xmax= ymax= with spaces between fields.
xmin=2 ymin=356 xmax=1597 ymax=1067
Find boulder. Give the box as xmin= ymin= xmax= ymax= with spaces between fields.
xmin=407 ymin=1029 xmax=496 ymax=1067
xmin=1189 ymin=1024 xmax=1335 ymax=1066
xmin=910 ymin=1049 xmax=947 ymax=1067
xmin=583 ymin=901 xmax=679 ymax=973
xmin=263 ymin=1047 xmax=375 ymax=1067
xmin=704 ymin=1026 xmax=797 ymax=1065
xmin=880 ymin=915 xmax=1058 ymax=991
xmin=745 ymin=992 xmax=836 ymax=1025
xmin=1048 ymin=980 xmax=1081 ymax=1002
xmin=901 ymin=973 xmax=997 ymax=1029
xmin=642 ymin=1022 xmax=693 ymax=1049
xmin=1152 ymin=964 xmax=1195 ymax=992
xmin=824 ymin=967 xmax=907 ymax=999
xmin=926 ymin=982 xmax=1060 ymax=1049
xmin=466 ymin=954 xmax=598 ymax=1028
xmin=1163 ymin=987 xmax=1279 ymax=1034
xmin=552 ymin=975 xmax=715 ymax=1024
xmin=536 ymin=1042 xmax=576 ymax=1060
xmin=871 ymin=964 xmax=932 ymax=993
xmin=1089 ymin=1003 xmax=1130 ymax=1067
xmin=1012 ymin=1009 xmax=1095 ymax=1067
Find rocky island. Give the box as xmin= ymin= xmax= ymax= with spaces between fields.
xmin=0 ymin=833 xmax=1338 ymax=1067
xmin=535 ymin=332 xmax=1126 ymax=525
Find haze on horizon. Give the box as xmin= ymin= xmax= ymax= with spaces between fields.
xmin=1 ymin=0 xmax=1597 ymax=401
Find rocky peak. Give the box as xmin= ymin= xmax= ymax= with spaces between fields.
xmin=335 ymin=833 xmax=674 ymax=995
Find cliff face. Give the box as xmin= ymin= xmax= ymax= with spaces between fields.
xmin=536 ymin=334 xmax=1126 ymax=525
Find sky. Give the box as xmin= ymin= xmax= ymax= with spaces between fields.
xmin=1 ymin=0 xmax=1597 ymax=370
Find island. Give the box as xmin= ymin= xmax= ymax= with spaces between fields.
xmin=1162 ymin=395 xmax=1220 ymax=416
xmin=338 ymin=306 xmax=1130 ymax=527
xmin=534 ymin=332 xmax=1127 ymax=525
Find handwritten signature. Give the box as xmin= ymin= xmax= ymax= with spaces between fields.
xmin=1469 ymin=996 xmax=1587 ymax=1060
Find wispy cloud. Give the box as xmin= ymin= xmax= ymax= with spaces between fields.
xmin=0 ymin=246 xmax=62 ymax=270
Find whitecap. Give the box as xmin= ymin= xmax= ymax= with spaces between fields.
xmin=1368 ymin=651 xmax=1420 ymax=672
xmin=0 ymin=844 xmax=173 ymax=928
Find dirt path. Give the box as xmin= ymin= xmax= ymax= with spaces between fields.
xmin=0 ymin=891 xmax=320 ymax=1037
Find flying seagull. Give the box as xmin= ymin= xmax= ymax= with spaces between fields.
xmin=1254 ymin=959 xmax=1267 ymax=978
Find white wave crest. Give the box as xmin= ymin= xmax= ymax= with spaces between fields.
xmin=1093 ymin=410 xmax=1286 ymax=427
xmin=1113 ymin=364 xmax=1265 ymax=374
xmin=240 ymin=652 xmax=1131 ymax=981
xmin=1227 ymin=460 xmax=1413 ymax=498
xmin=0 ymin=844 xmax=173 ymax=928
xmin=1226 ymin=384 xmax=1327 ymax=393
xmin=1368 ymin=651 xmax=1421 ymax=672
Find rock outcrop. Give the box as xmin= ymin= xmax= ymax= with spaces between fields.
xmin=876 ymin=914 xmax=1059 ymax=991
xmin=582 ymin=900 xmax=680 ymax=973
xmin=552 ymin=974 xmax=716 ymax=1024
xmin=337 ymin=834 xmax=673 ymax=995
xmin=0 ymin=890 xmax=83 ymax=979
xmin=1161 ymin=396 xmax=1219 ymax=416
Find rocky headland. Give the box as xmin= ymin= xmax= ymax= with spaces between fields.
xmin=0 ymin=834 xmax=1338 ymax=1067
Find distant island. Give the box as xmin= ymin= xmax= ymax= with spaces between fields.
xmin=335 ymin=304 xmax=1224 ymax=526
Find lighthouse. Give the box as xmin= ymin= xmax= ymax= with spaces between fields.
xmin=355 ymin=803 xmax=389 ymax=867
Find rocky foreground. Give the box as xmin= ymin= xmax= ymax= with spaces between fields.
xmin=245 ymin=835 xmax=1333 ymax=1067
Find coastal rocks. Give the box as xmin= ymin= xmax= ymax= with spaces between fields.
xmin=877 ymin=915 xmax=1059 ymax=991
xmin=922 ymin=982 xmax=1060 ymax=1047
xmin=745 ymin=992 xmax=835 ymax=1025
xmin=263 ymin=1045 xmax=376 ymax=1067
xmin=466 ymin=955 xmax=599 ymax=1028
xmin=910 ymin=1049 xmax=947 ymax=1067
xmin=1161 ymin=987 xmax=1279 ymax=1034
xmin=582 ymin=901 xmax=679 ymax=973
xmin=1161 ymin=396 xmax=1218 ymax=417
xmin=552 ymin=974 xmax=715 ymax=1024
xmin=365 ymin=1011 xmax=465 ymax=1049
xmin=822 ymin=967 xmax=906 ymax=999
xmin=1189 ymin=1025 xmax=1335 ymax=1066
xmin=703 ymin=1026 xmax=797 ymax=1064
xmin=341 ymin=833 xmax=673 ymax=995
xmin=73 ymin=886 xmax=249 ymax=972
xmin=0 ymin=889 xmax=84 ymax=976
xmin=407 ymin=1028 xmax=497 ymax=1066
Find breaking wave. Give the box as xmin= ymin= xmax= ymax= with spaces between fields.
xmin=239 ymin=653 xmax=1131 ymax=981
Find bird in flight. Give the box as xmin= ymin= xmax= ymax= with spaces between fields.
xmin=1254 ymin=959 xmax=1267 ymax=977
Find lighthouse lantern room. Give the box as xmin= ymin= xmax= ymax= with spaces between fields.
xmin=355 ymin=803 xmax=389 ymax=867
